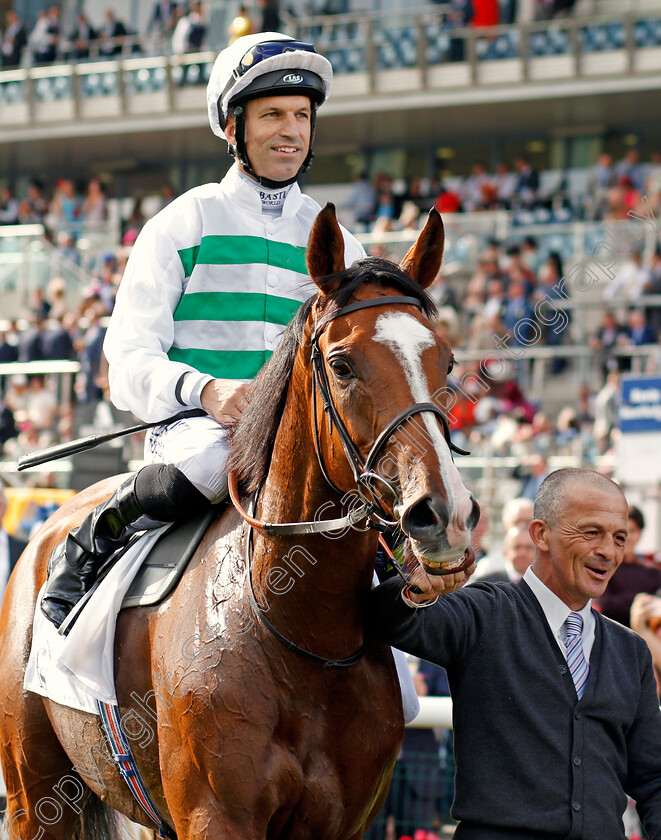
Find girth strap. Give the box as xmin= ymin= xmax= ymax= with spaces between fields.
xmin=96 ymin=700 xmax=177 ymax=840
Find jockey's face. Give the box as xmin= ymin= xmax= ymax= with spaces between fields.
xmin=226 ymin=94 xmax=312 ymax=184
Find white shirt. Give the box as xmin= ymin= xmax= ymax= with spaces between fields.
xmin=523 ymin=565 xmax=595 ymax=662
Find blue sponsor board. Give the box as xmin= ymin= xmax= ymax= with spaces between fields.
xmin=620 ymin=375 xmax=661 ymax=434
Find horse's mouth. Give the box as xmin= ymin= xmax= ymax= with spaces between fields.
xmin=405 ymin=542 xmax=475 ymax=577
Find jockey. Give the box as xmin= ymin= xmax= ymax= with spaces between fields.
xmin=41 ymin=33 xmax=365 ymax=629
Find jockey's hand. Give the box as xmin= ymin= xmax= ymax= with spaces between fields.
xmin=406 ymin=555 xmax=476 ymax=605
xmin=201 ymin=379 xmax=249 ymax=427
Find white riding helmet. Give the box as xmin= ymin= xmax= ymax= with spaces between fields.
xmin=207 ymin=32 xmax=333 ymax=141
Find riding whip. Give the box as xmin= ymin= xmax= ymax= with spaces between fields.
xmin=17 ymin=408 xmax=206 ymax=471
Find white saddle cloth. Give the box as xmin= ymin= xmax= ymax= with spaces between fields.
xmin=23 ymin=541 xmax=419 ymax=724
xmin=24 ymin=527 xmax=169 ymax=713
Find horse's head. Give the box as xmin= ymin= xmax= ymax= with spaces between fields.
xmin=305 ymin=203 xmax=479 ymax=573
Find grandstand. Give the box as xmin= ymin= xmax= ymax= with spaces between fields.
xmin=3 ymin=3 xmax=661 ymax=837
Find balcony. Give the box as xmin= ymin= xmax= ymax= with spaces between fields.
xmin=1 ymin=9 xmax=661 ymax=145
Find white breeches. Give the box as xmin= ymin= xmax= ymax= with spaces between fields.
xmin=144 ymin=415 xmax=231 ymax=502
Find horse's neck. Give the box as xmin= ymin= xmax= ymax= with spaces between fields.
xmin=251 ymin=364 xmax=377 ymax=658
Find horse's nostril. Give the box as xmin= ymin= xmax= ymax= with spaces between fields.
xmin=468 ymin=499 xmax=481 ymax=531
xmin=403 ymin=497 xmax=449 ymax=537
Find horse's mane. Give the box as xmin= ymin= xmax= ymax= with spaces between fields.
xmin=228 ymin=256 xmax=437 ymax=493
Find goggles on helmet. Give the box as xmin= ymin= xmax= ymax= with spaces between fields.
xmin=220 ymin=40 xmax=320 ymax=108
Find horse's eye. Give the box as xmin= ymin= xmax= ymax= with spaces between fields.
xmin=329 ymin=357 xmax=354 ymax=380
xmin=447 ymin=358 xmax=455 ymax=375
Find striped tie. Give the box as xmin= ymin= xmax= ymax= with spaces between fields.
xmin=565 ymin=612 xmax=589 ymax=699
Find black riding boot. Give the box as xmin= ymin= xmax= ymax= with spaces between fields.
xmin=41 ymin=464 xmax=212 ymax=630
xmin=41 ymin=473 xmax=148 ymax=629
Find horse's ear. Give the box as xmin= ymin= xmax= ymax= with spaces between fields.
xmin=306 ymin=203 xmax=346 ymax=293
xmin=399 ymin=208 xmax=445 ymax=289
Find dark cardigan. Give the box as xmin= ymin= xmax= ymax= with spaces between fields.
xmin=368 ymin=577 xmax=661 ymax=840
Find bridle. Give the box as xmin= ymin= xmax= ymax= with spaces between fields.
xmin=228 ymin=294 xmax=468 ymax=537
xmin=228 ymin=292 xmax=472 ymax=668
xmin=310 ymin=295 xmax=469 ymax=525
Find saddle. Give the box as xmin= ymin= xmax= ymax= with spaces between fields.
xmin=121 ymin=505 xmax=218 ymax=609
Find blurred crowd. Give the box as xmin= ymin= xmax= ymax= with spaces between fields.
xmin=0 ymin=2 xmax=209 ymax=69
xmin=348 ymin=148 xmax=661 ymax=232
xmin=0 ymin=0 xmax=595 ymax=72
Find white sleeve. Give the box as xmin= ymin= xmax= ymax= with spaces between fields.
xmin=341 ymin=225 xmax=366 ymax=265
xmin=103 ymin=216 xmax=213 ymax=423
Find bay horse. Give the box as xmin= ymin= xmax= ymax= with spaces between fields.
xmin=0 ymin=204 xmax=478 ymax=840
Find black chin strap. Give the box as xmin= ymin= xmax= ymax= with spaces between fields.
xmin=232 ymin=104 xmax=317 ymax=189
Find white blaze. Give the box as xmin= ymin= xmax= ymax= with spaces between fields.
xmin=373 ymin=312 xmax=468 ymax=516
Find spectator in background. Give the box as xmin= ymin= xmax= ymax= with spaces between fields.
xmin=472 ymin=525 xmax=536 ymax=583
xmin=68 ymin=12 xmax=98 ymax=61
xmin=49 ymin=178 xmax=81 ymax=239
xmin=644 ymin=246 xmax=661 ymax=337
xmin=446 ymin=0 xmax=473 ymax=62
xmin=1 ymin=10 xmax=27 ymax=69
xmin=80 ymin=177 xmax=108 ymax=241
xmin=172 ymin=3 xmax=206 ymax=54
xmin=586 ymin=151 xmax=617 ymax=220
xmin=592 ymin=369 xmax=620 ymax=454
xmin=0 ymin=329 xmax=19 ymax=366
xmin=29 ymin=7 xmax=59 ymax=64
xmin=598 ymin=505 xmax=661 ymax=628
xmin=514 ymin=154 xmax=539 ymax=207
xmin=24 ymin=374 xmax=59 ymax=440
xmin=0 ymin=186 xmax=19 ymax=225
xmin=503 ymin=243 xmax=536 ymax=292
xmin=43 ymin=312 xmax=77 ymax=362
xmin=617 ymin=147 xmax=645 ymax=193
xmin=0 ymin=487 xmax=27 ymax=605
xmin=471 ymin=0 xmax=499 ymax=27
xmin=624 ymin=308 xmax=657 ymax=348
xmin=147 ymin=1 xmax=180 ymax=38
xmin=631 ymin=593 xmax=661 ymax=698
xmin=54 ymin=230 xmax=81 ymax=266
xmin=434 ymin=180 xmax=462 ymax=214
xmin=589 ymin=310 xmax=629 ymax=381
xmin=551 ymin=0 xmax=576 ymax=16
xmin=0 ymin=395 xmax=17 ymax=451
xmin=462 ymin=162 xmax=490 ymax=212
xmin=469 ymin=496 xmax=534 ymax=580
xmin=604 ymin=249 xmax=650 ymax=302
xmin=502 ymin=277 xmax=536 ymax=345
xmin=18 ymin=180 xmax=47 ymax=225
xmin=430 ymin=271 xmax=459 ymax=311
xmin=4 ymin=374 xmax=29 ymax=424
xmin=259 ymin=0 xmax=280 ymax=31
xmin=46 ymin=277 xmax=69 ymax=321
xmin=493 ymin=161 xmax=517 ymax=208
xmin=17 ymin=315 xmax=47 ymax=363
xmin=347 ymin=171 xmax=376 ymax=233
xmin=227 ymin=4 xmax=254 ymax=44
xmin=76 ymin=308 xmax=106 ymax=404
xmin=99 ymin=10 xmax=128 ymax=57
xmin=518 ymin=452 xmax=549 ymax=500
xmin=534 ymin=251 xmax=569 ymax=373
